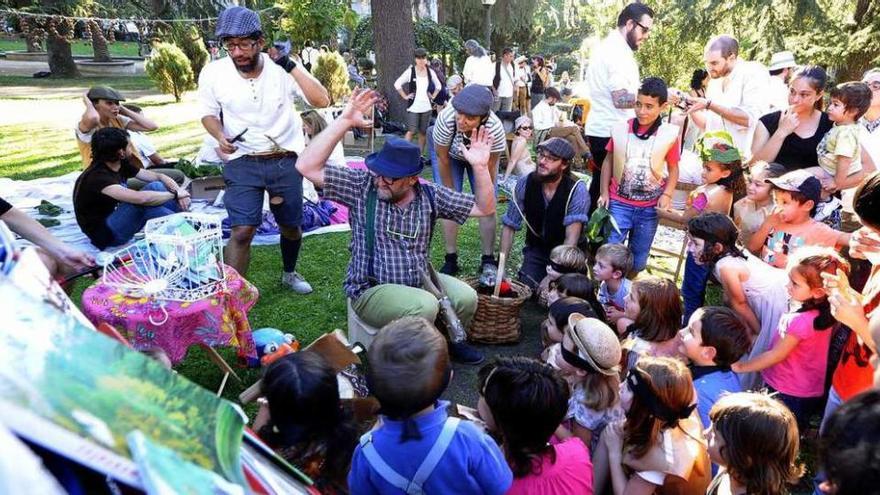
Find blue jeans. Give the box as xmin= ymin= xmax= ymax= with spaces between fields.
xmin=105 ymin=181 xmax=179 ymax=246
xmin=682 ymin=252 xmax=710 ymax=324
xmin=607 ymin=200 xmax=659 ymax=273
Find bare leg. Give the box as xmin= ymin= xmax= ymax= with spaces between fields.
xmin=479 ymin=216 xmax=496 ymax=257
xmin=224 ymin=225 xmax=257 ymax=276
xmin=442 ymin=219 xmax=459 ymax=254
xmin=404 ymin=131 xmax=414 ymax=143
xmin=418 ymin=132 xmax=427 ymax=155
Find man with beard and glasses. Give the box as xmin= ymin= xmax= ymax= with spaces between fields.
xmin=686 ymin=34 xmax=770 ymax=161
xmin=198 ymin=6 xmax=329 ymax=293
xmin=296 ymin=89 xmax=495 ymax=365
xmin=583 ymin=2 xmax=655 ymax=216
xmin=499 ymin=137 xmax=590 ymax=290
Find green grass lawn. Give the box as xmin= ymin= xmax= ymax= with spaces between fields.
xmin=0 ymin=39 xmax=142 ymax=57
xmin=0 ymin=74 xmax=154 ymax=92
xmin=0 ymin=88 xmax=200 ymax=180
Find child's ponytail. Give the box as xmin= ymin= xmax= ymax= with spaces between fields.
xmin=790 ymin=248 xmax=851 ymax=331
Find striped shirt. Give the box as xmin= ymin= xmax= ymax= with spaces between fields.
xmin=432 ymin=105 xmax=507 ymax=161
xmin=323 ymin=166 xmax=474 ymax=299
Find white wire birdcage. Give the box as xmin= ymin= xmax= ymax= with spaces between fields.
xmin=101 ymin=213 xmax=226 ymax=303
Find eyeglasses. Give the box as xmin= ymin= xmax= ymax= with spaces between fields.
xmin=222 ymin=40 xmax=259 ymax=52
xmin=369 ymin=172 xmax=402 ymax=186
xmin=634 ymin=20 xmax=651 ymax=33
xmin=385 ymin=209 xmax=421 ymax=239
xmin=538 ymin=151 xmax=562 ymax=162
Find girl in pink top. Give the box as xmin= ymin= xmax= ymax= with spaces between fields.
xmin=732 ymin=247 xmax=850 ymax=430
xmin=477 ymin=356 xmax=593 ymax=495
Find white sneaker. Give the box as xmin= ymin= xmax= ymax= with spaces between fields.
xmin=282 ymin=272 xmax=313 ymax=294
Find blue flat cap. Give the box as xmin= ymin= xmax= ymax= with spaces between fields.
xmin=365 ymin=137 xmax=423 ymax=178
xmin=537 ymin=137 xmax=575 ymax=161
xmin=215 ymin=6 xmax=262 ymax=39
xmin=452 ymin=84 xmax=493 ymax=116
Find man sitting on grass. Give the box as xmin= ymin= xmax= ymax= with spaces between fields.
xmin=73 ymin=127 xmax=190 ymax=250
xmin=296 ymin=88 xmax=496 ymax=365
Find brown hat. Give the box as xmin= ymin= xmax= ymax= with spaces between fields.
xmin=567 ymin=314 xmax=621 ymax=376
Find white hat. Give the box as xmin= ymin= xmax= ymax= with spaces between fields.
xmin=769 ymin=51 xmax=796 ymax=71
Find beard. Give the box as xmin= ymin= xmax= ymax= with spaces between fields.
xmin=625 ymin=29 xmax=639 ymax=51
xmin=537 ymin=167 xmax=565 ymax=183
xmin=233 ymin=52 xmax=260 ymax=73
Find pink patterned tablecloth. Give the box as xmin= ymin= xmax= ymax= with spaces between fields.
xmin=81 ymin=265 xmax=259 ymax=364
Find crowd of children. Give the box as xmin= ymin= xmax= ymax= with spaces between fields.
xmin=244 ymin=69 xmax=880 ymax=495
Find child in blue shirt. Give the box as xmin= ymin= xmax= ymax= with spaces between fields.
xmin=348 ymin=316 xmax=513 ymax=494
xmin=678 ymin=306 xmax=750 ymax=429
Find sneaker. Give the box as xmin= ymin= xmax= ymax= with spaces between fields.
xmin=479 ymin=255 xmax=497 ymax=274
xmin=439 ymin=254 xmax=459 ymax=276
xmin=449 ymin=341 xmax=485 ymax=365
xmin=282 ymin=271 xmax=313 ymax=294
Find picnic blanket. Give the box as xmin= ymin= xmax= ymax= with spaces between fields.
xmin=0 ymin=159 xmax=368 ymax=256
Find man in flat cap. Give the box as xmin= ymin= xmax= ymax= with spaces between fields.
xmin=297 ymin=89 xmax=495 ymax=364
xmin=199 ymin=6 xmax=329 ymax=292
xmin=499 ymin=137 xmax=590 ymax=290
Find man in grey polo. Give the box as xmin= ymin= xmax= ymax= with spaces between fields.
xmin=198 ymin=6 xmax=329 ymax=292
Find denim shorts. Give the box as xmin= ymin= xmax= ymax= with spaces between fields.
xmin=223 ymin=154 xmax=303 ymax=227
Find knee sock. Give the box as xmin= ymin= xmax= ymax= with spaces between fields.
xmin=280 ymin=236 xmax=302 ymax=273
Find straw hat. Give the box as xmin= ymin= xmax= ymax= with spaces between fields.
xmin=567 ymin=313 xmax=621 ymax=376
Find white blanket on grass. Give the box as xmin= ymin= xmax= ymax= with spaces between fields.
xmin=0 ymin=171 xmax=350 ymax=257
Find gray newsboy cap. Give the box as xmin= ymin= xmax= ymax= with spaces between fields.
xmin=215 ymin=6 xmax=262 ymax=38
xmin=87 ymin=86 xmax=125 ymax=102
xmin=452 ymin=84 xmax=493 ymax=116
xmin=536 ymin=137 xmax=575 ymax=161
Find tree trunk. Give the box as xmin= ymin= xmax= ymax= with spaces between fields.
xmin=47 ymin=35 xmax=79 ymax=77
xmin=88 ymin=20 xmax=112 ymax=62
xmin=372 ymin=0 xmax=415 ymax=123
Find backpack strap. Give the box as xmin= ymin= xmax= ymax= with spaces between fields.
xmin=421 ymin=183 xmax=438 ymax=244
xmin=409 ymin=417 xmax=460 ymax=491
xmin=357 ymin=418 xmax=461 ymax=495
xmin=365 ymin=186 xmax=378 ymax=280
xmin=359 ymin=431 xmax=413 ymax=492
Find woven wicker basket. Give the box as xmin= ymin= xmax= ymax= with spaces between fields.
xmin=464 ymin=277 xmax=532 ymax=344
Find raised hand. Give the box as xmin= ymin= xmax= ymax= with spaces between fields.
xmin=849 ymin=227 xmax=880 ymax=260
xmin=341 ymin=88 xmax=378 ymax=128
xmin=460 ymin=126 xmax=491 ymax=169
xmin=778 ymin=107 xmax=801 ymax=135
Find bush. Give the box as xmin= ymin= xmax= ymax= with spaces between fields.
xmin=169 ymin=24 xmax=209 ymax=78
xmin=145 ymin=42 xmax=195 ymax=102
xmin=312 ymin=51 xmax=351 ymax=105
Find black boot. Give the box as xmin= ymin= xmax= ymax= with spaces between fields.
xmin=439 ymin=253 xmax=459 ymax=275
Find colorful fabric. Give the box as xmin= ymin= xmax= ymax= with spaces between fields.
xmin=81 ymin=264 xmax=258 ymax=364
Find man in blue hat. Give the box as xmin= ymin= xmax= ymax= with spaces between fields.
xmin=433 ymin=84 xmax=508 ymax=276
xmin=499 ymin=137 xmax=590 ymax=290
xmin=297 ymin=89 xmax=496 ymax=364
xmin=198 ymin=6 xmax=329 ymax=292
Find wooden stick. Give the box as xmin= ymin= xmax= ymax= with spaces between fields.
xmin=493 ymin=252 xmax=507 ymax=298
